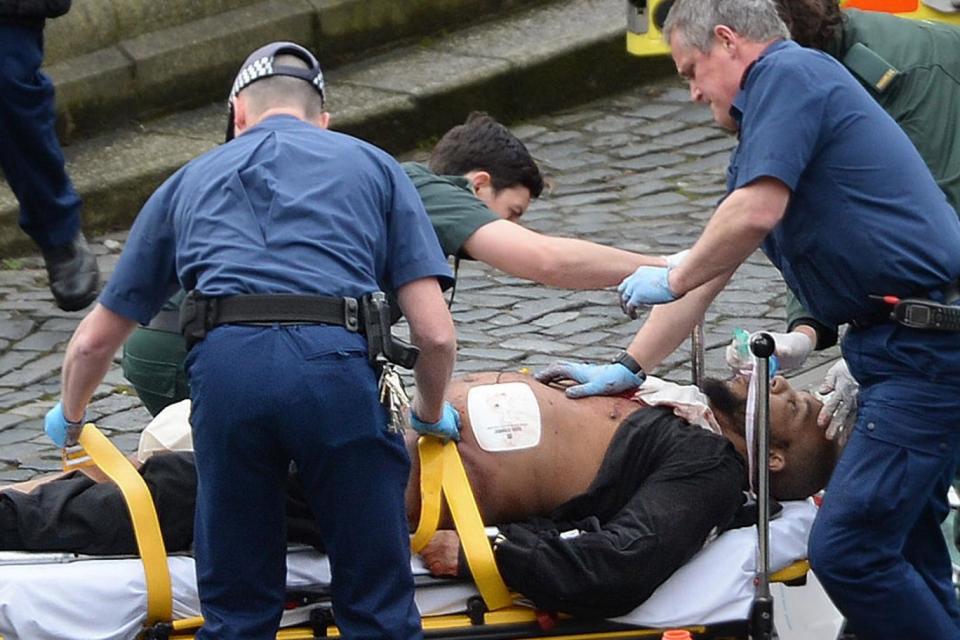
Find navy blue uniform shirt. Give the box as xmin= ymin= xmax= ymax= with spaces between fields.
xmin=727 ymin=40 xmax=960 ymax=327
xmin=101 ymin=115 xmax=452 ymax=324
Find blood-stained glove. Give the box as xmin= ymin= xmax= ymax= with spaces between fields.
xmin=535 ymin=361 xmax=645 ymax=399
xmin=816 ymin=360 xmax=858 ymax=441
xmin=44 ymin=401 xmax=83 ymax=448
xmin=725 ymin=330 xmax=814 ymax=373
xmin=618 ymin=266 xmax=677 ymax=319
xmin=409 ymin=401 xmax=461 ymax=441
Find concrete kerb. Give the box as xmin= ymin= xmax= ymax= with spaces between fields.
xmin=0 ymin=0 xmax=677 ymax=257
xmin=44 ymin=0 xmax=553 ymax=142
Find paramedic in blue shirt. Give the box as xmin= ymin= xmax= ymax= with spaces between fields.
xmin=41 ymin=42 xmax=458 ymax=640
xmin=593 ymin=1 xmax=960 ymax=637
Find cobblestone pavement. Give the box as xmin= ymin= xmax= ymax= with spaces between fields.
xmin=0 ymin=78 xmax=840 ymax=482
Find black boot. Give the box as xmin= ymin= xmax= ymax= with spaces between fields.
xmin=41 ymin=231 xmax=100 ymax=312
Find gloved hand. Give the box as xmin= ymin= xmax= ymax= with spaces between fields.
xmin=664 ymin=249 xmax=691 ymax=270
xmin=724 ymin=330 xmax=814 ymax=373
xmin=410 ymin=401 xmax=461 ymax=441
xmin=44 ymin=402 xmax=83 ymax=448
xmin=817 ymin=360 xmax=859 ymax=440
xmin=535 ymin=362 xmax=645 ymax=399
xmin=617 ymin=266 xmax=677 ymax=319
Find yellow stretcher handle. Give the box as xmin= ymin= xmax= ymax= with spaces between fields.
xmin=412 ymin=437 xmax=513 ymax=611
xmin=75 ymin=424 xmax=173 ymax=625
xmin=410 ymin=436 xmax=444 ymax=553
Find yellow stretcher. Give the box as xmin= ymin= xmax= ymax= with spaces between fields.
xmin=626 ymin=0 xmax=960 ymax=57
xmin=57 ymin=411 xmax=816 ymax=640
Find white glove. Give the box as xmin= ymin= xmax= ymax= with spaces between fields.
xmin=817 ymin=360 xmax=859 ymax=441
xmin=724 ymin=330 xmax=815 ymax=373
xmin=664 ymin=249 xmax=691 ymax=269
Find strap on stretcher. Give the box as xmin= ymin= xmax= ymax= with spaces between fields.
xmin=410 ymin=436 xmax=513 ymax=610
xmin=62 ymin=424 xmax=173 ymax=625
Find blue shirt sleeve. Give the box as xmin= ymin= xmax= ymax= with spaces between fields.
xmin=99 ymin=173 xmax=182 ymax=324
xmin=382 ymin=161 xmax=455 ymax=292
xmin=731 ymin=57 xmax=828 ymax=192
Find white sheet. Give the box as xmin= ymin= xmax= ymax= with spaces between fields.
xmin=0 ymin=501 xmax=818 ymax=640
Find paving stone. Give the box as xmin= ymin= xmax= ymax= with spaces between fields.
xmin=0 ymin=350 xmax=41 ymax=377
xmin=10 ymin=330 xmax=73 ymax=352
xmin=0 ymin=318 xmax=34 ymax=341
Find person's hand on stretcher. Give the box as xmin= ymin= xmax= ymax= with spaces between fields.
xmin=410 ymin=402 xmax=461 ymax=441
xmin=724 ymin=329 xmax=857 ymax=442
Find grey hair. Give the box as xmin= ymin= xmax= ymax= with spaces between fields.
xmin=663 ymin=0 xmax=791 ymax=52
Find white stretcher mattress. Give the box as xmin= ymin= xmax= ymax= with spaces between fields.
xmin=0 ymin=501 xmax=816 ymax=640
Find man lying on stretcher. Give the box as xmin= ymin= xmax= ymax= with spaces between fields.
xmin=0 ymin=372 xmax=839 ymax=618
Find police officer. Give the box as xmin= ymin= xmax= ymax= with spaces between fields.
xmin=0 ymin=0 xmax=99 ymax=311
xmin=574 ymin=0 xmax=960 ymax=637
xmin=44 ymin=42 xmax=458 ymax=639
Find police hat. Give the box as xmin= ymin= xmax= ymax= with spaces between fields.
xmin=225 ymin=41 xmax=326 ymax=142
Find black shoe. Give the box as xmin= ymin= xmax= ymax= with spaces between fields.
xmin=42 ymin=232 xmax=100 ymax=312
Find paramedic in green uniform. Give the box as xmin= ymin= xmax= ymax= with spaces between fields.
xmin=123 ymin=112 xmax=670 ymax=416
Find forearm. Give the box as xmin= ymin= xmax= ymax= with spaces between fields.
xmin=669 ymin=179 xmax=787 ymax=295
xmin=61 ymin=304 xmax=136 ymax=422
xmin=396 ymin=278 xmax=456 ymax=423
xmin=625 ymin=271 xmax=732 ymax=372
xmin=528 ymin=238 xmax=666 ymax=289
xmin=464 ymin=220 xmax=666 ymax=290
xmin=410 ymin=338 xmax=456 ymax=423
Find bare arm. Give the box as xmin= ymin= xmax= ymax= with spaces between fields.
xmin=396 ymin=277 xmax=457 ymax=423
xmin=464 ymin=219 xmax=666 ymax=289
xmin=61 ymin=304 xmax=138 ymax=422
xmin=625 ymin=269 xmax=735 ymax=372
xmin=669 ymin=178 xmax=789 ymax=295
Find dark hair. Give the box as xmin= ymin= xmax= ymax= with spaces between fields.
xmin=769 ymin=432 xmax=835 ymax=501
xmin=773 ymin=0 xmax=844 ymax=50
xmin=428 ymin=112 xmax=544 ymax=198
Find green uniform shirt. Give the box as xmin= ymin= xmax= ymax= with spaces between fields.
xmin=401 ymin=162 xmax=499 ymax=259
xmin=787 ymin=9 xmax=960 ymax=347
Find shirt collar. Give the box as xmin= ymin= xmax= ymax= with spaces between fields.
xmin=730 ymin=39 xmax=794 ymax=128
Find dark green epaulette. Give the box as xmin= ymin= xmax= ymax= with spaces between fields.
xmin=843 ymin=42 xmax=900 ymax=94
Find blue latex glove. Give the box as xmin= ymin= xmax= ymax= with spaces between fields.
xmin=410 ymin=401 xmax=461 ymax=441
xmin=535 ymin=362 xmax=645 ymax=399
xmin=44 ymin=402 xmax=83 ymax=448
xmin=617 ymin=266 xmax=678 ymax=319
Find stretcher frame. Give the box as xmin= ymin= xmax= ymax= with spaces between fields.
xmin=49 ymin=379 xmax=812 ymax=640
xmin=626 ymin=0 xmax=960 ymax=58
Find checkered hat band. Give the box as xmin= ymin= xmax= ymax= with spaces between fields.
xmin=229 ymin=57 xmax=325 ymax=101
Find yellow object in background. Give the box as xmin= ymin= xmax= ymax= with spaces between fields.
xmin=626 ymin=0 xmax=960 ymax=57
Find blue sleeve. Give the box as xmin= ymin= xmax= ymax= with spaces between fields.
xmin=382 ymin=161 xmax=455 ymax=292
xmin=732 ymin=58 xmax=827 ymax=192
xmin=99 ymin=175 xmax=182 ymax=324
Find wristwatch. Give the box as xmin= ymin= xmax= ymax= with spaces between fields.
xmin=613 ymin=351 xmax=643 ymax=375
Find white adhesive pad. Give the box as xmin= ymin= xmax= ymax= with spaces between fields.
xmin=466 ymin=382 xmax=542 ymax=452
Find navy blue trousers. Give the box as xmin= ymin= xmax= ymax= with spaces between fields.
xmin=187 ymin=325 xmax=421 ymax=640
xmin=0 ymin=22 xmax=81 ymax=249
xmin=809 ymin=324 xmax=960 ymax=639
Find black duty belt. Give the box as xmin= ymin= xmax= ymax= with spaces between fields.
xmin=178 ymin=291 xmax=418 ymax=368
xmin=197 ymin=294 xmax=359 ymax=331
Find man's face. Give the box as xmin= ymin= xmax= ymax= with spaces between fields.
xmin=720 ymin=374 xmax=834 ymax=464
xmin=670 ymin=31 xmax=743 ymax=132
xmin=475 ymin=184 xmax=532 ymax=223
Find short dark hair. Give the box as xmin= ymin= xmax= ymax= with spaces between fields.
xmin=769 ymin=432 xmax=835 ymax=501
xmin=773 ymin=0 xmax=844 ymax=50
xmin=428 ymin=112 xmax=544 ymax=198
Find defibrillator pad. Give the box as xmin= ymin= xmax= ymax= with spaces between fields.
xmin=466 ymin=382 xmax=542 ymax=452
